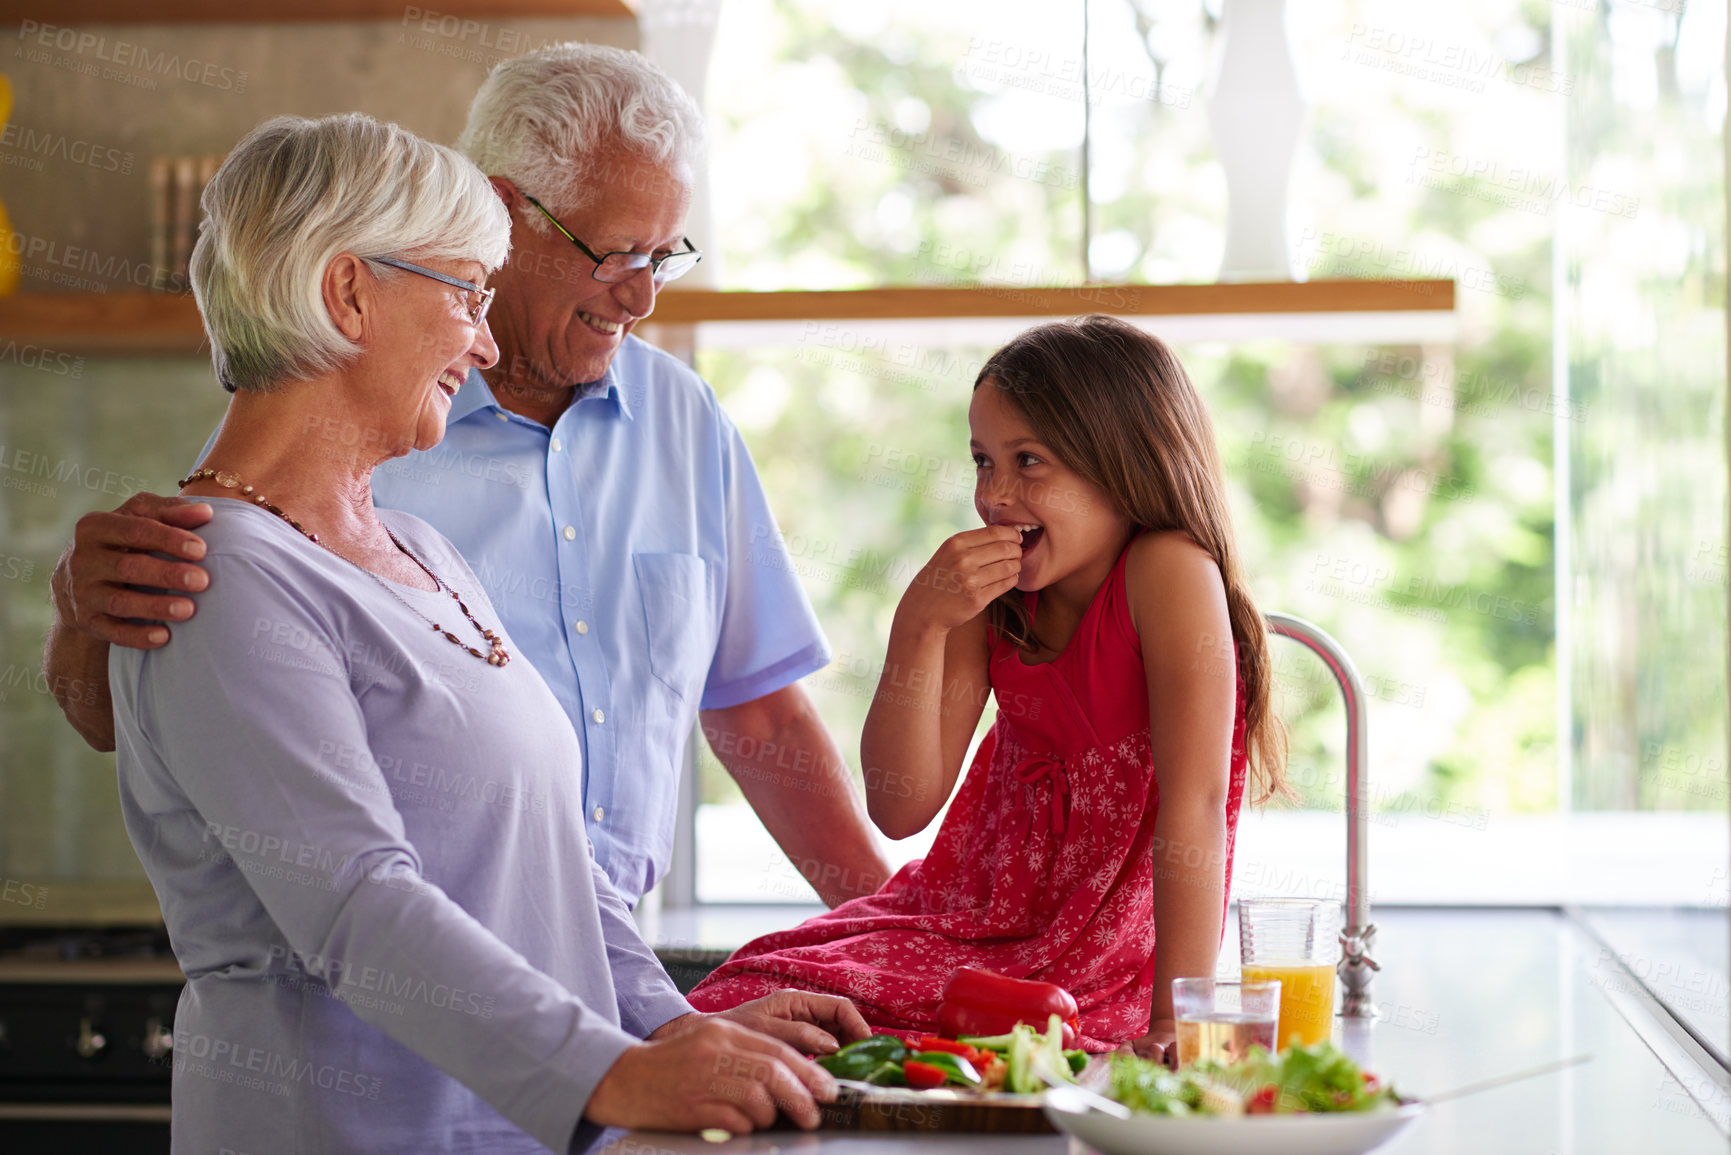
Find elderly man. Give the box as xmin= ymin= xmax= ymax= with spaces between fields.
xmin=42 ymin=43 xmax=890 ymax=908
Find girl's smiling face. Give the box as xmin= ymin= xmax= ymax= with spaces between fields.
xmin=969 ymin=380 xmax=1134 ymax=599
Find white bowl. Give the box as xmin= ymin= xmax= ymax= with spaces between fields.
xmin=1042 ymin=1097 xmax=1427 ymax=1155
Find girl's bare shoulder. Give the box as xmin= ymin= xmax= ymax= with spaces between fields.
xmin=1125 ymin=530 xmax=1222 ymax=589
xmin=1124 ymin=531 xmax=1228 ymax=636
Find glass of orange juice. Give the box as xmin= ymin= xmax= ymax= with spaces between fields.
xmin=1238 ymin=898 xmax=1340 ymax=1050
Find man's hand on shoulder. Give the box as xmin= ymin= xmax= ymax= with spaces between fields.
xmin=44 ymin=492 xmax=215 ymax=751
xmin=56 ymin=492 xmax=214 ymax=649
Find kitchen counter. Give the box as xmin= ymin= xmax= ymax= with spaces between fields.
xmin=626 ymin=907 xmax=1729 ymax=1155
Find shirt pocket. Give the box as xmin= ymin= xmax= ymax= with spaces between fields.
xmin=633 ymin=552 xmax=713 ymax=705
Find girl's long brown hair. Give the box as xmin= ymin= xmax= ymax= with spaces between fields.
xmin=977 ymin=315 xmax=1289 ymax=803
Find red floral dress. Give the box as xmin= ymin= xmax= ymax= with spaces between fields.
xmin=686 ymin=542 xmax=1249 ymax=1050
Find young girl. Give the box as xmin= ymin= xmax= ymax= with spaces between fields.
xmin=688 ymin=315 xmax=1287 ymax=1058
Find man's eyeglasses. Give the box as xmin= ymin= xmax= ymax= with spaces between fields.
xmin=522 ymin=194 xmax=702 ymax=285
xmin=368 ymin=256 xmax=495 ymax=327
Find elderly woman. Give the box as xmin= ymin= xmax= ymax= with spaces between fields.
xmin=112 ymin=114 xmax=861 ymax=1154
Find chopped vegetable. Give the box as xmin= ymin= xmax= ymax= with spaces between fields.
xmin=861 ymin=1060 xmax=907 ymax=1086
xmin=1108 ymin=1041 xmax=1401 ymax=1117
xmin=816 ymin=1034 xmax=909 ymax=1081
xmin=1199 ymin=1082 xmax=1245 ymax=1117
xmin=963 ymin=1014 xmax=1078 ymax=1094
xmin=812 ymin=1007 xmax=1082 ymax=1097
xmin=938 ymin=968 xmax=1080 ymax=1048
xmin=814 ymin=1034 xmax=980 ymax=1090
xmin=903 ymin=1059 xmax=949 ymax=1089
xmin=910 ymin=1051 xmax=982 ymax=1087
xmin=915 ymin=1035 xmax=985 ymax=1063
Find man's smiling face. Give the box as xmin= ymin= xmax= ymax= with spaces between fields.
xmin=490 ymin=148 xmax=692 ymax=391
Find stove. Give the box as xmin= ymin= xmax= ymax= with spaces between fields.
xmin=0 ymin=927 xmax=181 ymax=1154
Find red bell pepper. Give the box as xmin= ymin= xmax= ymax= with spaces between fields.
xmin=903 ymin=1059 xmax=949 ymax=1089
xmin=915 ymin=1035 xmax=984 ymax=1063
xmin=936 ymin=967 xmax=1080 ymax=1048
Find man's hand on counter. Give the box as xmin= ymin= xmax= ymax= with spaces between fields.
xmin=587 ymin=1015 xmax=836 ymax=1132
xmin=650 ymin=989 xmax=872 ymax=1056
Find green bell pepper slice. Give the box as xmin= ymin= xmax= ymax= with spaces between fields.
xmin=911 ymin=1050 xmax=982 ymax=1087
xmin=861 ymin=1059 xmax=908 ymax=1086
xmin=817 ymin=1034 xmax=910 ymax=1080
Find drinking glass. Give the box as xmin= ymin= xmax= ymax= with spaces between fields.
xmin=1171 ymin=977 xmax=1281 ymax=1066
xmin=1238 ymin=898 xmax=1341 ymax=1049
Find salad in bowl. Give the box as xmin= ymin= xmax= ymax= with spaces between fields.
xmin=1045 ymin=1043 xmax=1424 ymax=1155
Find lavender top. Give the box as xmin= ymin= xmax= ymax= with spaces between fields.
xmin=110 ymin=498 xmax=693 ymax=1154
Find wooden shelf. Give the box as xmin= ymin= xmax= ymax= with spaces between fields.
xmin=2 ymin=0 xmax=637 ymax=22
xmin=0 ymin=280 xmax=1455 ymax=357
xmin=0 ymin=292 xmax=209 ymax=355
xmin=650 ymin=279 xmax=1454 ymax=324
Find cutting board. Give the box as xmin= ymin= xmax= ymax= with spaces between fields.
xmin=798 ymin=1080 xmax=1057 ymax=1133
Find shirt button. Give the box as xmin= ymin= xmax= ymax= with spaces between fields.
xmin=592 ymin=708 xmax=605 ymax=724
xmin=562 ymin=526 xmax=576 ymax=541
xmin=495 ymin=410 xmax=509 ymax=421
xmin=575 ymin=620 xmax=589 ymax=635
xmin=551 ymin=438 xmax=563 ymax=452
xmin=593 ymin=806 xmax=604 ymax=822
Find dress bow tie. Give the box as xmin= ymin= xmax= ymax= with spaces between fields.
xmin=1013 ymin=751 xmax=1071 ymax=839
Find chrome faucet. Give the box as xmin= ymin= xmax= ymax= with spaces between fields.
xmin=1265 ymin=613 xmax=1380 ymax=1018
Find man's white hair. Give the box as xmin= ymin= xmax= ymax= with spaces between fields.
xmin=191 ymin=113 xmax=511 ymax=394
xmin=457 ymin=42 xmax=705 ymax=229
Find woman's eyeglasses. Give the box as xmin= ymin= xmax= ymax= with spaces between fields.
xmin=368 ymin=256 xmax=495 ymax=327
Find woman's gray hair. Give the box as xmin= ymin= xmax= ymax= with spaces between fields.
xmin=457 ymin=43 xmax=705 ymax=229
xmin=191 ymin=113 xmax=511 ymax=394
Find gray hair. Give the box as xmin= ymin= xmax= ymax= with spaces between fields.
xmin=191 ymin=113 xmax=511 ymax=394
xmin=457 ymin=43 xmax=704 ymax=230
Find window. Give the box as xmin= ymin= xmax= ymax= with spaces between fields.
xmin=680 ymin=0 xmax=1727 ymax=911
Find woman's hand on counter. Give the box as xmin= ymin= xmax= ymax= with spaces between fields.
xmin=1120 ymin=1018 xmax=1178 ymax=1068
xmin=587 ymin=1016 xmax=836 ymax=1132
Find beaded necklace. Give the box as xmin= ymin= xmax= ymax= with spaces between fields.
xmin=178 ymin=468 xmax=510 ymax=667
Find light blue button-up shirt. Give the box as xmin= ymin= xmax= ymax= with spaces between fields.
xmin=200 ymin=338 xmax=828 ymax=902
xmin=366 ymin=336 xmax=830 ymax=901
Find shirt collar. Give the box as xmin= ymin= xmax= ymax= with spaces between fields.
xmin=592 ymin=360 xmax=636 ymax=422
xmin=448 ymin=368 xmax=499 ymax=425
xmin=451 ymin=360 xmax=637 ymax=426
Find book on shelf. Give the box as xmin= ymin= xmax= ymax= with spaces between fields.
xmin=148 ymin=153 xmax=225 ymax=293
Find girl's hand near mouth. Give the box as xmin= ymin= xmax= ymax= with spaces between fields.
xmin=898 ymin=525 xmax=1024 ymax=638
